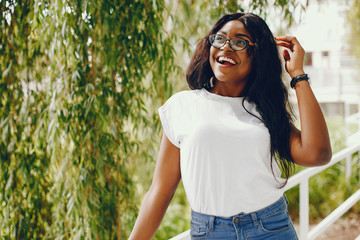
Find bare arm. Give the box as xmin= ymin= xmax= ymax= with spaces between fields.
xmin=276 ymin=36 xmax=332 ymax=166
xmin=129 ymin=133 xmax=181 ymax=240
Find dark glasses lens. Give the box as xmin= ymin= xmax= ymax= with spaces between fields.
xmin=209 ymin=34 xmax=252 ymax=51
xmin=209 ymin=35 xmax=226 ymax=48
xmin=231 ymin=38 xmax=247 ymax=50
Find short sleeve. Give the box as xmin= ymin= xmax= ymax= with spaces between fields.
xmin=158 ymin=90 xmax=201 ymax=148
xmin=159 ymin=90 xmax=200 ymax=148
xmin=158 ymin=95 xmax=181 ymax=148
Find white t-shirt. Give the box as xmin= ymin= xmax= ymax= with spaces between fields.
xmin=158 ymin=89 xmax=285 ymax=217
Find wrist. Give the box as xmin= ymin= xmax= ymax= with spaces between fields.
xmin=293 ymin=79 xmax=310 ymax=89
xmin=290 ymin=70 xmax=305 ymax=79
xmin=290 ymin=73 xmax=309 ymax=89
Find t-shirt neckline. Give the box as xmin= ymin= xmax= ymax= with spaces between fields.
xmin=202 ymin=88 xmax=245 ymax=101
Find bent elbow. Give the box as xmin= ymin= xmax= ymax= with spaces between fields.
xmin=308 ymin=147 xmax=332 ymax=166
xmin=317 ymin=148 xmax=332 ymax=165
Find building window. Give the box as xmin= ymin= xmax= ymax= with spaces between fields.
xmin=304 ymin=52 xmax=313 ymax=66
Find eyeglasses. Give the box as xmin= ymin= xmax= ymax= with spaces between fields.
xmin=209 ymin=34 xmax=255 ymax=51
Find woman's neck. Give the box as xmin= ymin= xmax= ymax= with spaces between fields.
xmin=210 ymin=80 xmax=247 ymax=97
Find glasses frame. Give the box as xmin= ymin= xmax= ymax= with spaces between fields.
xmin=209 ymin=34 xmax=255 ymax=51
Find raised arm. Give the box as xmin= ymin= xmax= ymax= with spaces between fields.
xmin=129 ymin=133 xmax=181 ymax=239
xmin=275 ymin=36 xmax=332 ymax=167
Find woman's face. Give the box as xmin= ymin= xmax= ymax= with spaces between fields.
xmin=209 ymin=20 xmax=253 ymax=86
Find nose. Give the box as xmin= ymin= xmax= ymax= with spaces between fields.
xmin=221 ymin=40 xmax=234 ymax=52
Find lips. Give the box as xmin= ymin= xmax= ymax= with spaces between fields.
xmin=216 ymin=55 xmax=237 ymax=66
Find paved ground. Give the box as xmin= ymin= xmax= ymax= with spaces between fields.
xmin=295 ymin=213 xmax=360 ymax=240
xmin=316 ymin=213 xmax=360 ymax=240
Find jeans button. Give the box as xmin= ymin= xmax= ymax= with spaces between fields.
xmin=234 ymin=218 xmax=240 ymax=224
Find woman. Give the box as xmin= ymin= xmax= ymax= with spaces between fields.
xmin=129 ymin=13 xmax=332 ymax=240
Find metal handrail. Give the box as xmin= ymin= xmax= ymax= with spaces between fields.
xmin=284 ymin=141 xmax=360 ymax=240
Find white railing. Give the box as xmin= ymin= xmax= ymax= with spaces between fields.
xmin=283 ymin=142 xmax=360 ymax=240
xmin=345 ymin=100 xmax=360 ymax=147
xmin=170 ymin=141 xmax=360 ymax=240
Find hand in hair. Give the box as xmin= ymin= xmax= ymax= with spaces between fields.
xmin=274 ymin=36 xmax=305 ymax=78
xmin=275 ymin=36 xmax=332 ymax=167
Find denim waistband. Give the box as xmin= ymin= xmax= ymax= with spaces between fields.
xmin=191 ymin=195 xmax=288 ymax=228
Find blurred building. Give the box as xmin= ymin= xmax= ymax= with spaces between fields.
xmin=290 ymin=0 xmax=360 ymax=118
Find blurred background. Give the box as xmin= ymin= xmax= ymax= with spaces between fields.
xmin=1 ymin=0 xmax=359 ymax=239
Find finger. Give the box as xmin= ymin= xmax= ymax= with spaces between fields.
xmin=279 ymin=41 xmax=305 ymax=59
xmin=283 ymin=49 xmax=291 ymax=62
xmin=276 ymin=41 xmax=292 ymax=49
xmin=275 ymin=36 xmax=301 ymax=48
xmin=275 ymin=36 xmax=298 ymax=43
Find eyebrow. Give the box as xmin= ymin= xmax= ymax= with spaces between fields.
xmin=218 ymin=31 xmax=251 ymax=39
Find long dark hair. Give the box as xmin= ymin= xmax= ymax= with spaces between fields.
xmin=186 ymin=13 xmax=295 ymax=187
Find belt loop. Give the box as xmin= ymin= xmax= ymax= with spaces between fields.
xmin=209 ymin=216 xmax=215 ymax=231
xmin=251 ymin=213 xmax=258 ymax=227
xmin=283 ymin=193 xmax=289 ymax=205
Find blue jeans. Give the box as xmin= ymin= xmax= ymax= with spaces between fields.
xmin=190 ymin=195 xmax=298 ymax=240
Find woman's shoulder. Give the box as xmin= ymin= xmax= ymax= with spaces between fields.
xmin=170 ymin=89 xmax=203 ymax=98
xmin=163 ymin=89 xmax=204 ymax=107
xmin=159 ymin=89 xmax=203 ymax=123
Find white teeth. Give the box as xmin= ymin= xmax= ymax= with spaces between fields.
xmin=218 ymin=56 xmax=236 ymax=65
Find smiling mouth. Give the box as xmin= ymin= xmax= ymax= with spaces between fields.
xmin=216 ymin=56 xmax=237 ymax=65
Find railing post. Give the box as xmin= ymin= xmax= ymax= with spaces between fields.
xmin=300 ymin=179 xmax=309 ymax=240
xmin=345 ymin=101 xmax=350 ymax=146
xmin=346 ymin=155 xmax=352 ymax=180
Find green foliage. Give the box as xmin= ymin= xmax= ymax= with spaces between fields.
xmin=172 ymin=0 xmax=307 ymax=36
xmin=169 ymin=0 xmax=307 ymax=56
xmin=347 ymin=0 xmax=360 ymax=65
xmin=1 ymin=0 xmax=174 ymax=239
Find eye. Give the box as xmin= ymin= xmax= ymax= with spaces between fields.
xmin=233 ymin=38 xmax=247 ymax=48
xmin=214 ymin=35 xmax=225 ymax=42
